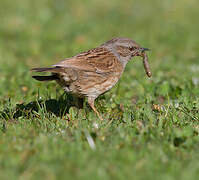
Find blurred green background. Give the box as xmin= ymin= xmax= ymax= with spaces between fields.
xmin=0 ymin=0 xmax=199 ymax=179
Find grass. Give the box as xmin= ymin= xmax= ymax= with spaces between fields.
xmin=0 ymin=0 xmax=199 ymax=179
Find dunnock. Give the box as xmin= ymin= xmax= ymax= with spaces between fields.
xmin=31 ymin=37 xmax=152 ymax=119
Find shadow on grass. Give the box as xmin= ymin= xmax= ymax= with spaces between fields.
xmin=0 ymin=94 xmax=82 ymax=120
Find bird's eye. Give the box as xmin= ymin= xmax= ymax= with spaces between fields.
xmin=129 ymin=47 xmax=135 ymax=51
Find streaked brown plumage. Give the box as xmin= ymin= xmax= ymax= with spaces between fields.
xmin=31 ymin=37 xmax=152 ymax=119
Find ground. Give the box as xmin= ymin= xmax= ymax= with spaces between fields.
xmin=0 ymin=0 xmax=199 ymax=179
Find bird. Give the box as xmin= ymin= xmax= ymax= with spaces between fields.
xmin=31 ymin=37 xmax=152 ymax=120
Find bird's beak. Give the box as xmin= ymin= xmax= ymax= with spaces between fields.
xmin=139 ymin=47 xmax=150 ymax=52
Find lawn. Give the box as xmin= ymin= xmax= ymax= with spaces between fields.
xmin=0 ymin=0 xmax=199 ymax=179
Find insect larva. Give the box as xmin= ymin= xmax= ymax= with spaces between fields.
xmin=143 ymin=53 xmax=152 ymax=77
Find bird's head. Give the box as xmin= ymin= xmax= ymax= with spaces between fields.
xmin=102 ymin=37 xmax=152 ymax=77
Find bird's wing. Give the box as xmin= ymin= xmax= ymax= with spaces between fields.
xmin=52 ymin=47 xmax=121 ymax=74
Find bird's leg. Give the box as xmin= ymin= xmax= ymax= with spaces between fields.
xmin=88 ymin=97 xmax=103 ymax=120
xmin=73 ymin=96 xmax=84 ymax=109
xmin=76 ymin=97 xmax=84 ymax=109
xmin=71 ymin=96 xmax=84 ymax=119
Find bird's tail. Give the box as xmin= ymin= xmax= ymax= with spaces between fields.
xmin=32 ymin=75 xmax=59 ymax=81
xmin=31 ymin=67 xmax=64 ymax=81
xmin=31 ymin=67 xmax=64 ymax=73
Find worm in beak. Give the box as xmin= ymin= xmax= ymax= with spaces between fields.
xmin=139 ymin=48 xmax=152 ymax=77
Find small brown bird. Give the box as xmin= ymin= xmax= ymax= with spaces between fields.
xmin=31 ymin=37 xmax=152 ymax=119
